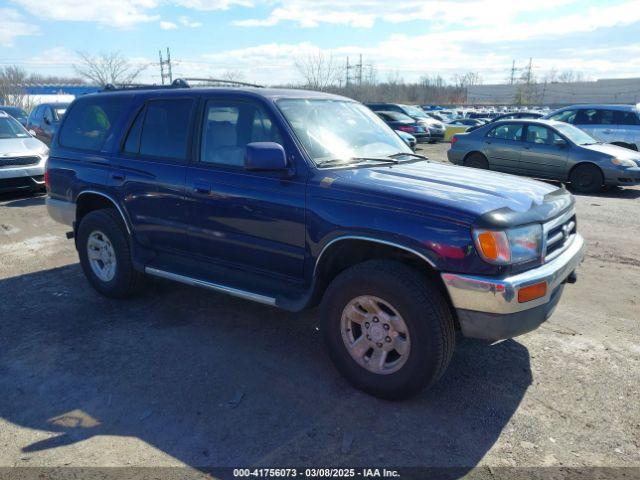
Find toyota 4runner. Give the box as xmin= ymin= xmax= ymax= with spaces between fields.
xmin=46 ymin=80 xmax=585 ymax=399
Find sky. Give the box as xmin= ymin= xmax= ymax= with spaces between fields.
xmin=1 ymin=0 xmax=640 ymax=86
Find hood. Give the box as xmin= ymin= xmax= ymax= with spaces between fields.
xmin=582 ymin=143 xmax=640 ymax=163
xmin=322 ymin=161 xmax=570 ymax=225
xmin=0 ymin=136 xmax=48 ymax=156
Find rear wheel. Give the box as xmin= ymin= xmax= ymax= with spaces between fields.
xmin=77 ymin=209 xmax=144 ymax=298
xmin=464 ymin=152 xmax=489 ymax=169
xmin=569 ymin=163 xmax=603 ymax=194
xmin=321 ymin=260 xmax=455 ymax=400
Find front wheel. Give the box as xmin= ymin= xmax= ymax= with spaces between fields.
xmin=321 ymin=260 xmax=455 ymax=400
xmin=569 ymin=163 xmax=603 ymax=194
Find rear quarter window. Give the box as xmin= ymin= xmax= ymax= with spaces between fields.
xmin=58 ymin=96 xmax=129 ymax=152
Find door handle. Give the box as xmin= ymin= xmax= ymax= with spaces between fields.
xmin=111 ymin=173 xmax=126 ymax=181
xmin=193 ymin=182 xmax=210 ymax=195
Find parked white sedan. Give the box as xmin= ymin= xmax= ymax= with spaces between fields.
xmin=0 ymin=111 xmax=49 ymax=193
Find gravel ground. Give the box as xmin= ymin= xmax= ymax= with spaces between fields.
xmin=0 ymin=143 xmax=638 ymax=478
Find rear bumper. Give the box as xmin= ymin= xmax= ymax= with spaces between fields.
xmin=441 ymin=233 xmax=585 ymax=340
xmin=46 ymin=197 xmax=76 ymax=227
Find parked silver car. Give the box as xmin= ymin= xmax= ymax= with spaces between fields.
xmin=543 ymin=104 xmax=640 ymax=151
xmin=447 ymin=119 xmax=640 ymax=193
xmin=0 ymin=111 xmax=49 ymax=193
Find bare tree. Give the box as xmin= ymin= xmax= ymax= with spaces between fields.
xmin=295 ymin=51 xmax=342 ymax=91
xmin=0 ymin=66 xmax=34 ymax=112
xmin=558 ymin=69 xmax=585 ymax=83
xmin=220 ymin=70 xmax=246 ymax=82
xmin=74 ymin=51 xmax=147 ymax=86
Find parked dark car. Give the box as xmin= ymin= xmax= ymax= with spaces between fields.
xmin=0 ymin=106 xmax=29 ymax=127
xmin=26 ymin=102 xmax=69 ymax=145
xmin=448 ymin=119 xmax=640 ymax=193
xmin=376 ymin=111 xmax=430 ymax=143
xmin=46 ymin=83 xmax=584 ymax=399
xmin=367 ymin=103 xmax=445 ymax=142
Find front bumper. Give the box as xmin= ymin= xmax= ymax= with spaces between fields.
xmin=441 ymin=233 xmax=585 ymax=340
xmin=605 ymin=166 xmax=640 ymax=186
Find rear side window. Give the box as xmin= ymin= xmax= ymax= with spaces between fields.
xmin=549 ymin=110 xmax=577 ymax=124
xmin=616 ymin=110 xmax=640 ymax=125
xmin=575 ymin=109 xmax=615 ymax=125
xmin=487 ymin=123 xmax=523 ymax=141
xmin=58 ymin=97 xmax=129 ymax=152
xmin=138 ymin=99 xmax=194 ymax=160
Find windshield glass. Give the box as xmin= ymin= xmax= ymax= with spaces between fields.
xmin=402 ymin=105 xmax=427 ymax=118
xmin=554 ymin=123 xmax=597 ymax=145
xmin=54 ymin=108 xmax=67 ymax=121
xmin=1 ymin=107 xmax=27 ymax=118
xmin=277 ymin=99 xmax=411 ymax=165
xmin=0 ymin=116 xmax=29 ymax=139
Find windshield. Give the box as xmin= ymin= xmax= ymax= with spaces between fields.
xmin=0 ymin=116 xmax=29 ymax=139
xmin=1 ymin=107 xmax=27 ymax=118
xmin=554 ymin=123 xmax=597 ymax=145
xmin=402 ymin=105 xmax=427 ymax=118
xmin=54 ymin=108 xmax=67 ymax=121
xmin=277 ymin=99 xmax=411 ymax=166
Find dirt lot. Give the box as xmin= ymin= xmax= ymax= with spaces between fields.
xmin=0 ymin=143 xmax=639 ymax=477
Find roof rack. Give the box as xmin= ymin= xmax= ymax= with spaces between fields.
xmin=101 ymin=79 xmax=188 ymax=91
xmin=100 ymin=77 xmax=263 ymax=92
xmin=179 ymin=77 xmax=264 ymax=88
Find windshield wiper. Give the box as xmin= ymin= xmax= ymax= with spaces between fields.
xmin=388 ymin=152 xmax=429 ymax=161
xmin=316 ymin=157 xmax=399 ymax=167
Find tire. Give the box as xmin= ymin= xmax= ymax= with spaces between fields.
xmin=77 ymin=209 xmax=144 ymax=298
xmin=464 ymin=152 xmax=489 ymax=169
xmin=569 ymin=163 xmax=603 ymax=194
xmin=321 ymin=260 xmax=455 ymax=400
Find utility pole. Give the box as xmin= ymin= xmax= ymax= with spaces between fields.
xmin=510 ymin=60 xmax=516 ymax=85
xmin=345 ymin=57 xmax=350 ymax=87
xmin=357 ymin=53 xmax=363 ymax=86
xmin=159 ymin=47 xmax=172 ymax=85
xmin=526 ymin=57 xmax=533 ymax=85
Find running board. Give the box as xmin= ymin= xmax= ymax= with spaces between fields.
xmin=145 ymin=267 xmax=277 ymax=306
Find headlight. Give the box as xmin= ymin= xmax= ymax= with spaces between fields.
xmin=611 ymin=158 xmax=637 ymax=167
xmin=473 ymin=224 xmax=543 ymax=265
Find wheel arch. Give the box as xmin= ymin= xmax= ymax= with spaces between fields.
xmin=462 ymin=150 xmax=488 ymax=164
xmin=568 ymin=161 xmax=604 ymax=179
xmin=75 ymin=190 xmax=131 ymax=235
xmin=309 ymin=236 xmax=454 ymax=314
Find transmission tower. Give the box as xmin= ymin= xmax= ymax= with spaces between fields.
xmin=159 ymin=47 xmax=173 ymax=85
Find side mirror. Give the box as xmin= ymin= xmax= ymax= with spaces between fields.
xmin=554 ymin=138 xmax=567 ymax=147
xmin=244 ymin=142 xmax=288 ymax=172
xmin=28 ymin=129 xmax=37 ymax=137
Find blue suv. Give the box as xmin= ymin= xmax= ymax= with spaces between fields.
xmin=46 ymin=81 xmax=585 ymax=399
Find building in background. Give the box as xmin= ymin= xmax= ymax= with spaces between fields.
xmin=467 ymin=77 xmax=640 ymax=106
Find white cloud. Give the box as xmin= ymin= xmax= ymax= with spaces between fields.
xmin=0 ymin=8 xmax=39 ymax=46
xmin=160 ymin=20 xmax=179 ymax=29
xmin=233 ymin=0 xmax=577 ymax=28
xmin=172 ymin=0 xmax=253 ymax=9
xmin=10 ymin=0 xmax=160 ymax=28
xmin=179 ymin=16 xmax=203 ymax=27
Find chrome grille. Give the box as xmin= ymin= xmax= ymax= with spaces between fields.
xmin=0 ymin=156 xmax=41 ymax=168
xmin=543 ymin=210 xmax=577 ymax=262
